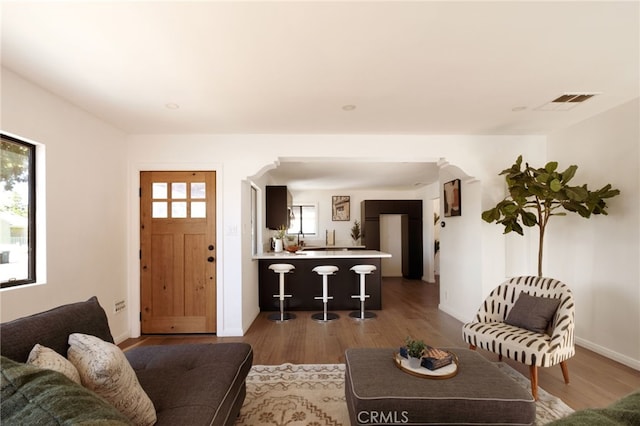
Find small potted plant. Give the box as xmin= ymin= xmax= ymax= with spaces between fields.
xmin=404 ymin=337 xmax=427 ymax=368
xmin=275 ymin=224 xmax=287 ymax=239
xmin=273 ymin=225 xmax=286 ymax=252
xmin=350 ymin=220 xmax=361 ymax=245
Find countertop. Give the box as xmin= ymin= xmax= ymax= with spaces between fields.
xmin=253 ymin=249 xmax=391 ymax=260
xmin=298 ymin=245 xmax=366 ymax=250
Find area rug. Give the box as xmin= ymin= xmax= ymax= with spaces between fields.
xmin=235 ymin=362 xmax=574 ymax=425
xmin=494 ymin=362 xmax=574 ymax=424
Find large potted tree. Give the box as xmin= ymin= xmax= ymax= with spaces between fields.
xmin=482 ymin=155 xmax=620 ymax=276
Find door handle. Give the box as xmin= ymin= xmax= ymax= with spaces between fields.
xmin=207 ymin=256 xmax=215 ymax=262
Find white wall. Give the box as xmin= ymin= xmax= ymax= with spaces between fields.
xmin=0 ymin=69 xmax=130 ymax=342
xmin=418 ymin=183 xmax=440 ymax=283
xmin=437 ymin=166 xmax=483 ymax=321
xmin=241 ymin=179 xmax=261 ymax=333
xmin=128 ymin=134 xmax=544 ymax=338
xmin=547 ymin=98 xmax=640 ymax=369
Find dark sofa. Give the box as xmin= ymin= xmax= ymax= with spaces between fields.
xmin=0 ymin=296 xmax=253 ymax=425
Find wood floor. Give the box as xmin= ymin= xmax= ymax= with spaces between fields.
xmin=120 ymin=277 xmax=640 ymax=411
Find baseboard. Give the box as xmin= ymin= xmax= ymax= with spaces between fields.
xmin=575 ymin=336 xmax=640 ymax=371
xmin=113 ymin=331 xmax=130 ymax=345
xmin=438 ymin=303 xmax=471 ymax=324
xmin=437 ymin=306 xmax=640 ymax=371
xmin=216 ymin=327 xmax=245 ymax=337
xmin=114 ymin=327 xmax=245 ymax=340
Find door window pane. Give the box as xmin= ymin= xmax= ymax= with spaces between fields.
xmin=152 ymin=202 xmax=168 ymax=218
xmin=191 ymin=183 xmax=206 ymax=199
xmin=152 ymin=183 xmax=167 ymax=199
xmin=191 ymin=202 xmax=206 ymax=218
xmin=172 ymin=182 xmax=187 ymax=199
xmin=172 ymin=201 xmax=187 ymax=218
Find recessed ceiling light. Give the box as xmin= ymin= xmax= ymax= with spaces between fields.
xmin=165 ymin=103 xmax=180 ymax=110
xmin=512 ymin=106 xmax=527 ymax=112
xmin=342 ymin=104 xmax=356 ymax=111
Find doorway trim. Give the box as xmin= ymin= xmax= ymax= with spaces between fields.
xmin=128 ymin=161 xmax=223 ymax=338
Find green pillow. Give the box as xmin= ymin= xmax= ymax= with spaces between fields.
xmin=549 ymin=389 xmax=640 ymax=425
xmin=1 ymin=355 xmax=132 ymax=425
xmin=505 ymin=292 xmax=561 ymax=334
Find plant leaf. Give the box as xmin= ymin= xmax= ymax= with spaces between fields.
xmin=545 ymin=161 xmax=558 ymax=173
xmin=481 ymin=208 xmax=499 ymax=223
xmin=536 ymin=173 xmax=550 ymax=184
xmin=528 ymin=184 xmax=545 ymax=198
xmin=596 ymin=184 xmax=621 ymax=199
xmin=503 ymin=204 xmax=518 ymax=215
xmin=565 ymin=186 xmax=588 ymax=201
xmin=561 ymin=165 xmax=577 ymax=183
xmin=509 ymin=220 xmax=524 ymax=235
xmin=521 ymin=211 xmax=538 ymax=227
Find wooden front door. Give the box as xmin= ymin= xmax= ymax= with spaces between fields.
xmin=140 ymin=171 xmax=216 ymax=333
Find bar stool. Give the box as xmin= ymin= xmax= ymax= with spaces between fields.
xmin=268 ymin=263 xmax=296 ymax=322
xmin=311 ymin=265 xmax=340 ymax=322
xmin=349 ymin=264 xmax=377 ymax=320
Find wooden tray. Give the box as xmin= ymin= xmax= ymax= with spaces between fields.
xmin=393 ymin=351 xmax=458 ymax=379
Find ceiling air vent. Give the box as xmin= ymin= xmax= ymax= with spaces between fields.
xmin=535 ymin=93 xmax=599 ymax=111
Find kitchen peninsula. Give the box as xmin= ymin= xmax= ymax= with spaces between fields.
xmin=254 ymin=250 xmax=391 ymax=312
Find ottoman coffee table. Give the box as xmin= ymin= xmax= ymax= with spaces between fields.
xmin=345 ymin=347 xmax=535 ymax=425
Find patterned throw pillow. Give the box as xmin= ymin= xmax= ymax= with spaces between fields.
xmin=27 ymin=344 xmax=82 ymax=384
xmin=1 ymin=356 xmax=132 ymax=425
xmin=67 ymin=333 xmax=156 ymax=426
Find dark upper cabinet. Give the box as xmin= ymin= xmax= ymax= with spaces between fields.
xmin=362 ymin=201 xmax=380 ymax=219
xmin=266 ymin=185 xmax=292 ymax=230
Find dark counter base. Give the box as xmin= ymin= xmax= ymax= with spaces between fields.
xmin=259 ymin=258 xmax=382 ymax=311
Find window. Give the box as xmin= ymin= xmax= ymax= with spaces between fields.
xmin=1 ymin=134 xmax=36 ymax=288
xmin=288 ymin=204 xmax=317 ymax=236
xmin=151 ymin=180 xmax=207 ymax=219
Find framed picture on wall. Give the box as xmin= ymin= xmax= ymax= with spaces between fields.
xmin=332 ymin=196 xmax=350 ymax=221
xmin=444 ymin=179 xmax=461 ymax=217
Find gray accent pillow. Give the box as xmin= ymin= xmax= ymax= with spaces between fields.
xmin=505 ymin=292 xmax=561 ymax=334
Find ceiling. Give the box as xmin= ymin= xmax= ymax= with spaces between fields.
xmin=2 ymin=1 xmax=638 ymax=190
xmin=263 ymin=160 xmax=442 ymax=191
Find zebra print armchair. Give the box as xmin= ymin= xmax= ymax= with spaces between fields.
xmin=462 ymin=276 xmax=575 ymax=400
